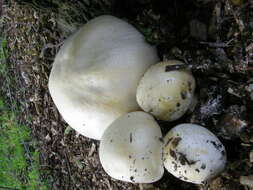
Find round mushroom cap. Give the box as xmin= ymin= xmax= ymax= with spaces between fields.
xmin=99 ymin=111 xmax=164 ymax=183
xmin=48 ymin=15 xmax=159 ymax=140
xmin=136 ymin=60 xmax=195 ymax=121
xmin=163 ymin=123 xmax=227 ymax=184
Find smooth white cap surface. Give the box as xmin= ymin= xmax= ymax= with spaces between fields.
xmin=163 ymin=123 xmax=227 ymax=184
xmin=48 ymin=15 xmax=159 ymax=140
xmin=99 ymin=111 xmax=164 ymax=183
xmin=136 ymin=60 xmax=195 ymax=121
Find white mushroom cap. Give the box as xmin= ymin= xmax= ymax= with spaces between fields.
xmin=136 ymin=60 xmax=195 ymax=121
xmin=163 ymin=123 xmax=227 ymax=184
xmin=99 ymin=111 xmax=164 ymax=183
xmin=48 ymin=15 xmax=159 ymax=140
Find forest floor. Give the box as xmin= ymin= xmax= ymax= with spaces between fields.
xmin=0 ymin=0 xmax=253 ymax=189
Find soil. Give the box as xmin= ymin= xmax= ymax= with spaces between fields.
xmin=1 ymin=0 xmax=253 ymax=190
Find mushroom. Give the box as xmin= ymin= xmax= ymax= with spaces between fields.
xmin=48 ymin=15 xmax=159 ymax=140
xmin=136 ymin=60 xmax=195 ymax=121
xmin=99 ymin=111 xmax=164 ymax=183
xmin=163 ymin=123 xmax=227 ymax=184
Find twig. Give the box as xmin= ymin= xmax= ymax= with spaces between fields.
xmin=165 ymin=64 xmax=193 ymax=72
xmin=226 ymin=0 xmax=245 ymax=32
xmin=0 ymin=186 xmax=19 ymax=190
xmin=39 ymin=42 xmax=64 ymax=58
xmin=63 ymin=150 xmax=72 ymax=189
xmin=200 ymin=41 xmax=229 ymax=48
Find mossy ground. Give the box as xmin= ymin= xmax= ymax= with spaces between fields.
xmin=0 ymin=96 xmax=49 ymax=190
xmin=0 ymin=27 xmax=49 ymax=190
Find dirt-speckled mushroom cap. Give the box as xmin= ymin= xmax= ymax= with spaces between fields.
xmin=48 ymin=15 xmax=159 ymax=140
xmin=163 ymin=123 xmax=227 ymax=184
xmin=99 ymin=111 xmax=164 ymax=183
xmin=136 ymin=60 xmax=195 ymax=121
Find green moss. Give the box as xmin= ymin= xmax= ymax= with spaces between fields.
xmin=0 ymin=38 xmax=8 ymax=74
xmin=0 ymin=97 xmax=49 ymax=190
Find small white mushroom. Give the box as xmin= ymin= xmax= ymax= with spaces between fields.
xmin=99 ymin=111 xmax=164 ymax=183
xmin=163 ymin=123 xmax=227 ymax=184
xmin=136 ymin=60 xmax=196 ymax=121
xmin=48 ymin=15 xmax=159 ymax=140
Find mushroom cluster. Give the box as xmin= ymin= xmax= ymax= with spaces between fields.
xmin=48 ymin=15 xmax=227 ymax=185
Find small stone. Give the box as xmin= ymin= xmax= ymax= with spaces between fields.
xmin=249 ymin=150 xmax=253 ymax=163
xmin=240 ymin=175 xmax=253 ymax=187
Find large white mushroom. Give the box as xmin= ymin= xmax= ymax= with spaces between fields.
xmin=136 ymin=60 xmax=196 ymax=121
xmin=99 ymin=111 xmax=164 ymax=183
xmin=48 ymin=15 xmax=159 ymax=140
xmin=163 ymin=123 xmax=227 ymax=184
